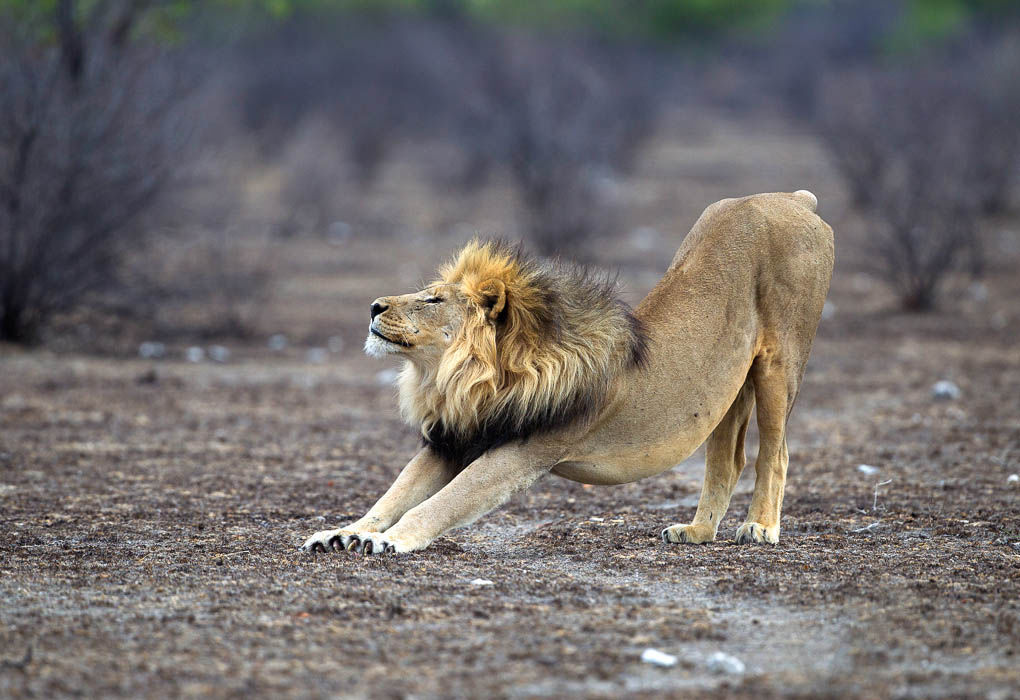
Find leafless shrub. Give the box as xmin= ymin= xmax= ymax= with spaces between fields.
xmin=0 ymin=17 xmax=189 ymax=343
xmin=273 ymin=116 xmax=346 ymax=238
xmin=444 ymin=31 xmax=660 ymax=255
xmin=238 ymin=18 xmax=450 ymax=189
xmin=817 ymin=40 xmax=1020 ymax=309
xmin=763 ymin=0 xmax=900 ymax=117
xmin=235 ymin=17 xmax=473 ymax=240
xmin=963 ymin=35 xmax=1020 ymax=215
xmin=131 ymin=228 xmax=272 ymax=339
xmin=236 ymin=17 xmax=663 ymax=255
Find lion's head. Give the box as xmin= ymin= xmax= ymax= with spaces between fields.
xmin=365 ymin=239 xmax=646 ymax=468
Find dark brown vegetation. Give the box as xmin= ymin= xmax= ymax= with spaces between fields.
xmin=4 ymin=3 xmax=1020 ymax=345
xmin=0 ymin=8 xmax=189 ymax=343
xmin=238 ymin=18 xmax=663 ymax=254
xmin=439 ymin=31 xmax=660 ymax=255
xmin=814 ymin=33 xmax=1020 ymax=309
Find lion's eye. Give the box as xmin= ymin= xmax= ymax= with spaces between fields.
xmin=424 ymin=297 xmax=443 ymax=304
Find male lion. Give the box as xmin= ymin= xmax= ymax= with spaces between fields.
xmin=303 ymin=190 xmax=833 ymax=554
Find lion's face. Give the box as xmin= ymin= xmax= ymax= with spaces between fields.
xmin=363 ymin=286 xmax=471 ymax=360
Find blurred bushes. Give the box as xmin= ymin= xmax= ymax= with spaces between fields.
xmin=2 ymin=0 xmax=1019 ymax=346
xmin=450 ymin=31 xmax=657 ymax=255
xmin=817 ymin=52 xmax=1020 ymax=309
xmin=805 ymin=19 xmax=1020 ymax=309
xmin=704 ymin=0 xmax=1020 ymax=309
xmin=0 ymin=5 xmax=190 ymax=342
xmin=185 ymin=0 xmax=1020 ymax=42
xmin=0 ymin=1 xmax=270 ymax=344
xmin=237 ymin=16 xmax=664 ymax=254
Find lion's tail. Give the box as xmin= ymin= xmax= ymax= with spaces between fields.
xmin=791 ymin=189 xmax=818 ymax=212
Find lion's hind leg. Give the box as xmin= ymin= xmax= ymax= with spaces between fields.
xmin=662 ymin=376 xmax=754 ymax=545
xmin=735 ymin=349 xmax=798 ymax=545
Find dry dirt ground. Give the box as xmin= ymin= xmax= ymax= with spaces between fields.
xmin=2 ymin=111 xmax=1020 ymax=698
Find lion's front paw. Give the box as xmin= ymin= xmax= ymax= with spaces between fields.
xmin=301 ymin=528 xmax=360 ymax=553
xmin=735 ymin=521 xmax=779 ymax=545
xmin=661 ymin=522 xmax=716 ymax=545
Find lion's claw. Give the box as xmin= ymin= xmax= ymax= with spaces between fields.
xmin=357 ymin=533 xmax=403 ymax=555
xmin=302 ymin=528 xmax=359 ymax=554
xmin=302 ymin=527 xmax=408 ymax=555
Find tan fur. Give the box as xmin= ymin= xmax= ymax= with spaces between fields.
xmin=302 ymin=191 xmax=834 ymax=555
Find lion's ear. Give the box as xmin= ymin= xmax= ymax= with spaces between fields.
xmin=477 ymin=279 xmax=507 ymax=321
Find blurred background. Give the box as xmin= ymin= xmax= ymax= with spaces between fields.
xmin=1 ymin=0 xmax=1018 ymax=356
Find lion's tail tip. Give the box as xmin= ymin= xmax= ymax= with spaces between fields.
xmin=792 ymin=189 xmax=818 ymax=212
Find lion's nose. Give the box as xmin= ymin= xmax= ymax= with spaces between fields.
xmin=370 ymin=301 xmax=389 ymax=319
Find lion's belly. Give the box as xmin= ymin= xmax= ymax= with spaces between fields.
xmin=548 ymin=361 xmax=745 ymax=486
xmin=551 ymin=434 xmax=702 ymax=485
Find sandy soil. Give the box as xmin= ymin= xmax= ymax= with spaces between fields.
xmin=2 ymin=111 xmax=1019 ymax=699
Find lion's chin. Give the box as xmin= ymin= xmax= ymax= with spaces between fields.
xmin=364 ymin=332 xmax=404 ymax=357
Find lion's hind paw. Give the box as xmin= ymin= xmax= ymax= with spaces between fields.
xmin=661 ymin=522 xmax=715 ymax=545
xmin=734 ymin=521 xmax=779 ymax=545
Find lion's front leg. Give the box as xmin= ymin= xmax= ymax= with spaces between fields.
xmin=302 ymin=447 xmax=455 ymax=553
xmin=347 ymin=443 xmax=558 ymax=555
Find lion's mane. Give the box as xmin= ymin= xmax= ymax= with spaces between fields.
xmin=398 ymin=240 xmax=647 ymax=469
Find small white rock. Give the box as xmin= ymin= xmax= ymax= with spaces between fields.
xmin=706 ymin=651 xmax=745 ymax=674
xmin=931 ymin=380 xmax=961 ymax=401
xmin=857 ymin=464 xmax=880 ymax=475
xmin=327 ymin=221 xmax=352 ymax=245
xmin=375 ymin=368 xmax=400 ymax=386
xmin=306 ymin=348 xmax=328 ymax=364
xmin=968 ymin=281 xmax=989 ymax=303
xmin=1008 ymin=474 xmax=1019 ymax=486
xmin=640 ymin=648 xmax=677 ymax=668
xmin=185 ymin=346 xmax=205 ymax=363
xmin=629 ymin=226 xmax=660 ymax=251
xmin=589 ymin=517 xmax=605 ymax=522
xmin=469 ymin=578 xmax=494 ymax=586
xmin=208 ymin=345 xmax=230 ymax=363
xmin=138 ymin=341 xmax=166 ymax=359
xmin=821 ymin=300 xmax=836 ymax=320
xmin=268 ymin=334 xmax=288 ymax=351
xmin=852 ymin=274 xmax=874 ymax=292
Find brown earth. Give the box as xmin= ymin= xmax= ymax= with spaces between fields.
xmin=2 ymin=111 xmax=1019 ymax=698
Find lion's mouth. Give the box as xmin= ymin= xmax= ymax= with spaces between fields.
xmin=371 ymin=327 xmax=413 ymax=348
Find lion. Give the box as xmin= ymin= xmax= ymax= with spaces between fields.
xmin=302 ymin=190 xmax=834 ymax=554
